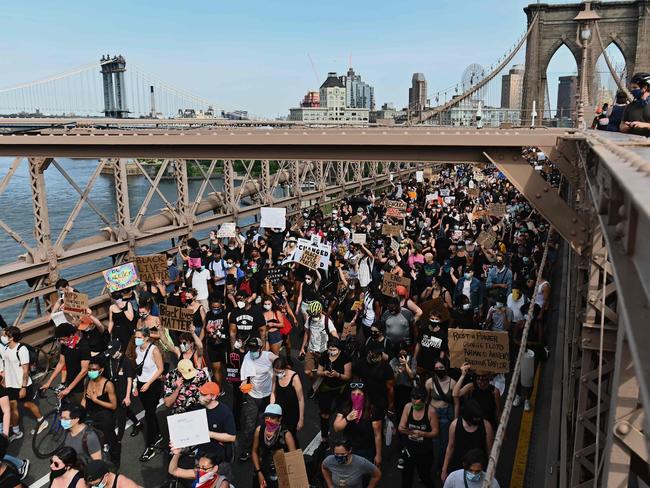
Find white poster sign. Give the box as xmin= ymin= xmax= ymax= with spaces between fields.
xmin=167 ymin=409 xmax=210 ymax=449
xmin=292 ymin=238 xmax=331 ymax=270
xmin=217 ymin=223 xmax=236 ymax=238
xmin=260 ymin=207 xmax=286 ymax=230
xmin=416 ymin=171 xmax=424 ymax=183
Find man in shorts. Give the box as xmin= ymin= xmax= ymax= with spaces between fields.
xmin=0 ymin=327 xmax=47 ymax=441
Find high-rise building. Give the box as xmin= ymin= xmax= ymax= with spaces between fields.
xmin=319 ymin=72 xmax=346 ymax=108
xmin=501 ymin=65 xmax=524 ymax=109
xmin=557 ymin=75 xmax=578 ymax=120
xmin=339 ymin=68 xmax=375 ymax=110
xmin=409 ymin=73 xmax=427 ymax=115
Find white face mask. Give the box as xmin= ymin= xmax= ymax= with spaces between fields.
xmin=263 ymin=303 xmax=273 ymax=311
xmin=0 ymin=336 xmax=8 ymax=345
xmin=237 ymin=301 xmax=246 ymax=309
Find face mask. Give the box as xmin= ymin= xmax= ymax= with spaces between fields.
xmin=371 ymin=331 xmax=380 ymax=338
xmin=463 ymin=303 xmax=471 ymax=311
xmin=237 ymin=301 xmax=246 ymax=309
xmin=91 ymin=480 xmax=106 ymax=488
xmin=388 ymin=260 xmax=396 ymax=267
xmin=275 ymin=371 xmax=286 ymax=379
xmin=87 ymin=371 xmax=101 ymax=380
xmin=464 ymin=273 xmax=471 ymax=280
xmin=265 ymin=419 xmax=280 ymax=432
xmin=180 ymin=343 xmax=190 ymax=353
xmin=139 ymin=312 xmax=149 ymax=319
xmin=60 ymin=419 xmax=73 ymax=430
xmin=263 ymin=304 xmax=273 ymax=311
xmin=211 ymin=306 xmax=222 ymax=313
xmin=434 ymin=369 xmax=447 ymax=378
xmin=348 ymin=285 xmax=355 ymax=290
xmin=0 ymin=336 xmax=8 ymax=345
xmin=305 ymin=278 xmax=313 ymax=285
xmin=328 ymin=349 xmax=339 ymax=357
xmin=351 ymin=394 xmax=365 ymax=414
xmin=334 ymin=454 xmax=348 ymax=465
xmin=412 ymin=402 xmax=425 ymax=411
xmin=250 ymin=351 xmax=260 ymax=360
xmin=497 ymin=261 xmax=504 ymax=268
xmin=135 ymin=338 xmax=145 ymax=347
xmin=631 ymin=88 xmax=643 ymax=99
xmin=465 ymin=471 xmax=483 ymax=483
xmin=50 ymin=467 xmax=68 ymax=479
xmin=186 ymin=298 xmax=194 ymax=304
xmin=522 ymin=257 xmax=530 ymax=264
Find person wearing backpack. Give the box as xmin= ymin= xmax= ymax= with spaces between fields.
xmin=61 ymin=403 xmax=103 ymax=466
xmin=0 ymin=326 xmax=47 ymax=442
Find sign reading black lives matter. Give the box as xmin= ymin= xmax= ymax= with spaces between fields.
xmin=448 ymin=328 xmax=510 ymax=374
xmin=159 ymin=304 xmax=194 ymax=333
xmin=135 ymin=255 xmax=168 ymax=282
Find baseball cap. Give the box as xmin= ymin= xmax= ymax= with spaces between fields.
xmin=395 ymin=285 xmax=408 ymax=297
xmin=177 ymin=359 xmax=197 ymax=380
xmin=76 ymin=316 xmax=93 ymax=331
xmin=264 ymin=403 xmax=283 ymax=417
xmin=198 ymin=382 xmax=220 ymax=396
xmin=84 ymin=460 xmax=109 ymax=482
xmin=105 ymin=339 xmax=122 ymax=356
xmin=247 ymin=337 xmax=263 ymax=350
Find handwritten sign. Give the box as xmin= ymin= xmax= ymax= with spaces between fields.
xmin=468 ymin=187 xmax=480 ymax=198
xmin=103 ymin=263 xmax=140 ymax=292
xmin=274 ymin=449 xmax=309 ymax=488
xmin=448 ymin=328 xmax=510 ymax=374
xmin=167 ymin=409 xmax=210 ymax=449
xmin=488 ymin=203 xmax=507 ymax=217
xmin=135 ymin=255 xmax=168 ymax=282
xmin=390 ymin=238 xmax=400 ymax=254
xmin=473 ymin=209 xmax=488 ymax=220
xmin=386 ymin=200 xmax=407 ymax=219
xmin=416 ymin=170 xmax=424 ymax=182
xmin=291 ymin=238 xmax=331 ymax=270
xmin=424 ymin=168 xmax=433 ymax=180
xmin=380 ymin=273 xmax=411 ymax=297
xmin=217 ymin=223 xmax=236 ymax=238
xmin=159 ymin=303 xmax=194 ymax=332
xmin=382 ymin=224 xmax=401 ymax=237
xmin=266 ymin=266 xmax=288 ymax=285
xmin=291 ymin=216 xmax=305 ymax=231
xmin=299 ymin=249 xmax=321 ymax=270
xmin=350 ymin=215 xmax=363 ymax=226
xmin=476 ymin=230 xmax=497 ymax=249
xmin=63 ymin=291 xmax=89 ymax=317
xmin=352 ymin=233 xmax=366 ymax=245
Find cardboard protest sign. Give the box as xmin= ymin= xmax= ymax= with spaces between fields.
xmin=473 ymin=209 xmax=488 ymax=220
xmin=380 ymin=273 xmax=411 ymax=297
xmin=63 ymin=291 xmax=89 ymax=316
xmin=382 ymin=224 xmax=401 ymax=237
xmin=298 ymin=249 xmax=321 ymax=270
xmin=473 ymin=172 xmax=485 ymax=182
xmin=416 ymin=170 xmax=424 ymax=182
xmin=424 ymin=168 xmax=433 ymax=179
xmin=103 ymin=263 xmax=139 ymax=292
xmin=476 ymin=230 xmax=497 ymax=249
xmin=292 ymin=238 xmax=331 ymax=270
xmin=430 ymin=173 xmax=440 ymax=182
xmin=135 ymin=254 xmax=168 ymax=282
xmin=217 ymin=223 xmax=236 ymax=238
xmin=159 ymin=303 xmax=194 ymax=333
xmin=488 ymin=203 xmax=507 ymax=217
xmin=468 ymin=187 xmax=480 ymax=198
xmin=266 ymin=266 xmax=288 ymax=285
xmin=352 ymin=233 xmax=366 ymax=245
xmin=350 ymin=215 xmax=363 ymax=226
xmin=425 ymin=193 xmax=438 ymax=204
xmin=386 ymin=200 xmax=407 ymax=218
xmin=448 ymin=328 xmax=510 ymax=374
xmin=167 ymin=409 xmax=210 ymax=449
xmin=273 ymin=449 xmax=309 ymax=488
xmin=291 ymin=216 xmax=305 ymax=231
xmin=260 ymin=207 xmax=286 ymax=230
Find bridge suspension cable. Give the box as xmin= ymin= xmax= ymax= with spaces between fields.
xmin=593 ymin=21 xmax=632 ymax=102
xmin=416 ymin=13 xmax=539 ymax=125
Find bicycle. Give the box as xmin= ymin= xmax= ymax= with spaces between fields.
xmin=31 ymin=386 xmax=66 ymax=458
xmin=32 ymin=338 xmax=61 ymax=378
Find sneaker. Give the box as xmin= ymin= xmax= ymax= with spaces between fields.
xmin=153 ymin=434 xmax=164 ymax=447
xmin=8 ymin=431 xmax=23 ymax=442
xmin=19 ymin=458 xmax=29 ymax=480
xmin=130 ymin=422 xmax=142 ymax=437
xmin=239 ymin=451 xmax=251 ymax=462
xmin=513 ymin=395 xmax=522 ymax=407
xmin=397 ymin=457 xmax=405 ymax=470
xmin=35 ymin=419 xmax=49 ymax=435
xmin=524 ymin=400 xmax=532 ymax=412
xmin=139 ymin=447 xmax=156 ymax=462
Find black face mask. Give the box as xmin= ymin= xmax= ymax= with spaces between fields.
xmin=434 ymin=369 xmax=447 ymax=378
xmin=50 ymin=467 xmax=68 ymax=480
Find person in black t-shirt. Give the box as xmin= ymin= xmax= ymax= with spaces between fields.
xmin=103 ymin=340 xmax=141 ymax=441
xmin=414 ymin=315 xmax=448 ymax=376
xmin=41 ymin=323 xmax=90 ymax=405
xmin=352 ymin=341 xmax=395 ymax=419
xmin=202 ymin=294 xmax=228 ymax=386
xmin=316 ymin=338 xmax=352 ymax=444
xmin=228 ymin=291 xmax=265 ymax=348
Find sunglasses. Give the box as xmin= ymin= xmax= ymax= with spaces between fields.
xmin=50 ymin=458 xmax=63 ymax=468
xmin=350 ymin=382 xmax=365 ymax=389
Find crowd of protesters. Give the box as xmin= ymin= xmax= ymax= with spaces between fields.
xmin=0 ymin=156 xmax=565 ymax=488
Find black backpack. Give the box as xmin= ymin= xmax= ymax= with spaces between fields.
xmin=16 ymin=343 xmax=38 ymax=371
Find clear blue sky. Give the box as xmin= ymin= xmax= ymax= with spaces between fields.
xmin=0 ymin=0 xmax=598 ymax=117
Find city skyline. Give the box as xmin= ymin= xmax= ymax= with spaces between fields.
xmin=0 ymin=0 xmax=618 ymax=117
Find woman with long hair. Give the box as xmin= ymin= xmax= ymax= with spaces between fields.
xmin=425 ymin=357 xmax=457 ymax=474
xmin=332 ymin=383 xmax=383 ymax=466
xmin=48 ymin=446 xmax=86 ymax=488
xmin=262 ymin=295 xmax=284 ymax=355
xmin=270 ymin=357 xmax=304 ymax=442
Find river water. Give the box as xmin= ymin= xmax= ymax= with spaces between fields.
xmin=0 ymin=158 xmax=259 ymax=322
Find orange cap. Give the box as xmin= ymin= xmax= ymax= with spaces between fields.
xmin=396 ymin=285 xmax=408 ymax=297
xmin=199 ymin=381 xmax=220 ymax=396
